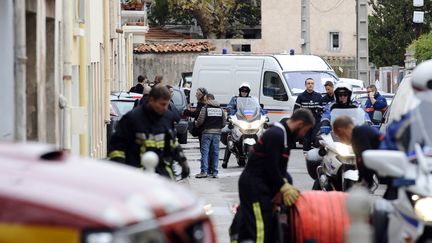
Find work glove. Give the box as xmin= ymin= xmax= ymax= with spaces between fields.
xmin=180 ymin=160 xmax=190 ymax=179
xmin=280 ymin=180 xmax=300 ymax=206
xmin=320 ymin=126 xmax=331 ymax=134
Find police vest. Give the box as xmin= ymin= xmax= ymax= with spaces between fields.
xmin=203 ymin=105 xmax=224 ymax=130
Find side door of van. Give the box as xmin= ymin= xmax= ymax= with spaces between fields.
xmin=260 ymin=71 xmax=293 ymax=122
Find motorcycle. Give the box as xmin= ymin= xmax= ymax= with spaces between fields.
xmin=222 ymin=97 xmax=268 ymax=166
xmin=363 ymin=144 xmax=432 ymax=243
xmin=306 ymin=107 xmax=370 ymax=191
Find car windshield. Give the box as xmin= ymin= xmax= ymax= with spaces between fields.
xmin=236 ymin=97 xmax=261 ymax=121
xmin=330 ymin=108 xmax=367 ymax=126
xmin=283 ymin=71 xmax=338 ymax=94
xmin=112 ymin=101 xmax=135 ymax=116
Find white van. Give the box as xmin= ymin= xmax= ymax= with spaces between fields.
xmin=189 ymin=54 xmax=339 ymax=122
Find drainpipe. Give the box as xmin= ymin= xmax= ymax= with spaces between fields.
xmin=14 ymin=0 xmax=27 ymax=141
xmin=62 ymin=0 xmax=73 ymax=150
xmin=126 ymin=33 xmax=132 ymax=88
xmin=103 ymin=0 xmax=111 ymax=155
xmin=79 ymin=22 xmax=88 ymax=156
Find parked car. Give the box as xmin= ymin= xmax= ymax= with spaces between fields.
xmin=339 ymin=78 xmax=365 ymax=91
xmin=108 ymin=88 xmax=189 ymax=145
xmin=354 ymin=90 xmax=395 ymax=107
xmin=0 ymin=142 xmax=216 ymax=243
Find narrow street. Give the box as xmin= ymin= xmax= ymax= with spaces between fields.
xmin=181 ymin=136 xmax=314 ymax=242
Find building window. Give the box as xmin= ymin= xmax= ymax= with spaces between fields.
xmin=232 ymin=44 xmax=251 ymax=52
xmin=329 ymin=32 xmax=340 ymax=51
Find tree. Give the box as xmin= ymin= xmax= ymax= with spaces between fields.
xmin=369 ymin=0 xmax=432 ymax=67
xmin=410 ymin=32 xmax=432 ymax=63
xmin=149 ymin=0 xmax=261 ymax=39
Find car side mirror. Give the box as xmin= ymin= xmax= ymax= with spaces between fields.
xmin=362 ymin=150 xmax=409 ymax=178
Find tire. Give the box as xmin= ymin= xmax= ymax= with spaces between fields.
xmin=177 ymin=132 xmax=188 ymax=144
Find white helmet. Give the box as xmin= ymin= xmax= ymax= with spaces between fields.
xmin=334 ymin=81 xmax=352 ymax=101
xmin=411 ymin=59 xmax=432 ymax=103
xmin=239 ymin=82 xmax=251 ymax=94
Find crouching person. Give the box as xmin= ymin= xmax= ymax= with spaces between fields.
xmin=233 ymin=108 xmax=315 ymax=242
xmin=195 ymin=94 xmax=226 ymax=178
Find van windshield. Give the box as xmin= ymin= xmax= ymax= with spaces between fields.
xmin=283 ymin=71 xmax=338 ymax=94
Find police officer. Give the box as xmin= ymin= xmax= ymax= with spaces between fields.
xmin=108 ymin=85 xmax=190 ymax=180
xmin=227 ymin=82 xmax=252 ymax=115
xmin=321 ymin=80 xmax=336 ymax=107
xmin=235 ymin=108 xmax=315 ymax=243
xmin=320 ymin=82 xmax=368 ymax=134
xmin=222 ymin=82 xmax=253 ymax=168
xmin=194 ymin=94 xmax=226 ymax=178
xmin=294 ymin=78 xmax=322 ymax=151
xmin=381 ymin=60 xmax=432 ymax=154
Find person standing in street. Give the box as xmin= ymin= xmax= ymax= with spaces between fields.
xmin=194 ymin=94 xmax=226 ymax=178
xmin=234 ymin=108 xmax=315 ymax=243
xmin=294 ymin=78 xmax=322 ymax=151
xmin=108 ymin=85 xmax=190 ymax=180
xmin=364 ymin=84 xmax=387 ymax=122
xmin=129 ymin=75 xmax=147 ymax=94
xmin=321 ymin=80 xmax=335 ymax=107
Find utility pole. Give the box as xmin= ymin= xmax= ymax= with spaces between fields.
xmin=301 ymin=0 xmax=310 ymax=54
xmin=356 ymin=0 xmax=369 ymax=83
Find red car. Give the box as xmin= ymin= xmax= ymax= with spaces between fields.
xmin=0 ymin=142 xmax=215 ymax=243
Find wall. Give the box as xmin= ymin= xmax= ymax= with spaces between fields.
xmin=0 ymin=1 xmax=15 ymax=140
xmin=310 ymin=0 xmax=356 ymax=57
xmin=133 ymin=53 xmax=199 ymax=87
xmin=257 ymin=0 xmax=301 ymax=54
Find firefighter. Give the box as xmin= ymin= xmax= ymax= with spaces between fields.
xmin=108 ymin=85 xmax=190 ymax=180
xmin=233 ymin=108 xmax=315 ymax=243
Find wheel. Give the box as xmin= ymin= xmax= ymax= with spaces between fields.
xmin=238 ymin=159 xmax=246 ymax=167
xmin=177 ymin=132 xmax=188 ymax=144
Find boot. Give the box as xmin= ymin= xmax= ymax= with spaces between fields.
xmin=222 ymin=149 xmax=231 ymax=168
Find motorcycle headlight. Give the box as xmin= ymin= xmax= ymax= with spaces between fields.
xmin=237 ymin=120 xmax=261 ymax=130
xmin=414 ymin=197 xmax=432 ymax=223
xmin=86 ymin=232 xmax=113 ymax=243
xmin=334 ymin=142 xmax=354 ymax=158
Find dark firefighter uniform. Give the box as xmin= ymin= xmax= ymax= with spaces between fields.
xmin=108 ymin=104 xmax=187 ymax=180
xmin=294 ymin=90 xmax=322 ymax=151
xmin=236 ymin=119 xmax=294 ymax=242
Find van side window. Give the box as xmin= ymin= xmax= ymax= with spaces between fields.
xmin=263 ymin=72 xmax=288 ymax=101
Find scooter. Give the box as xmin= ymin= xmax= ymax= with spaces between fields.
xmin=363 ymin=144 xmax=432 ymax=243
xmin=222 ymin=97 xmax=268 ymax=166
xmin=306 ymin=107 xmax=369 ymax=191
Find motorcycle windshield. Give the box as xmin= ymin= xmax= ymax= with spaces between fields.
xmin=236 ymin=97 xmax=261 ymax=121
xmin=330 ymin=108 xmax=367 ymax=126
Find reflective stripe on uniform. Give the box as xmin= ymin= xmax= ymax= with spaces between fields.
xmin=164 ymin=160 xmax=175 ymax=179
xmin=252 ymin=202 xmax=264 ymax=243
xmin=108 ymin=150 xmax=125 ymax=159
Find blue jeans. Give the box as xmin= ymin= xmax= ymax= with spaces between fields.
xmin=200 ymin=133 xmax=220 ymax=175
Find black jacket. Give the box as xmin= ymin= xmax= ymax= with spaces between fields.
xmin=243 ymin=119 xmax=294 ymax=195
xmin=294 ymin=90 xmax=323 ymax=120
xmin=321 ymin=94 xmax=335 ymax=107
xmin=183 ymin=100 xmax=205 ymax=120
xmin=108 ymin=104 xmax=185 ymax=173
xmin=129 ymin=83 xmax=144 ymax=94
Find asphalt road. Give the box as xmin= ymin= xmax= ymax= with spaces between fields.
xmin=180 ymin=136 xmax=314 ymax=243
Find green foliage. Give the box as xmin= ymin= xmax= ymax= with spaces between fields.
xmin=368 ymin=0 xmax=432 ymax=67
xmin=411 ymin=32 xmax=432 ymax=62
xmin=149 ymin=0 xmax=261 ymax=38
